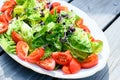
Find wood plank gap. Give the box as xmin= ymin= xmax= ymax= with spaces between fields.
xmin=67 ymin=0 xmax=73 ymax=3
xmin=102 ymin=12 xmax=120 ymax=32
xmin=0 ymin=50 xmax=5 ymax=56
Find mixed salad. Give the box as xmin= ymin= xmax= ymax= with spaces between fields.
xmin=0 ymin=0 xmax=103 ymax=74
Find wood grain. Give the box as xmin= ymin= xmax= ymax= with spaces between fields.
xmin=71 ymin=0 xmax=120 ymax=29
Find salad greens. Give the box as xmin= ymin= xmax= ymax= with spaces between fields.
xmin=0 ymin=0 xmax=103 ymax=62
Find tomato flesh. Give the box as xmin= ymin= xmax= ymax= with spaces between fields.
xmin=12 ymin=31 xmax=23 ymax=43
xmin=0 ymin=22 xmax=8 ymax=34
xmin=69 ymin=58 xmax=81 ymax=74
xmin=36 ymin=58 xmax=55 ymax=71
xmin=16 ymin=41 xmax=29 ymax=60
xmin=76 ymin=18 xmax=83 ymax=26
xmin=81 ymin=54 xmax=98 ymax=68
xmin=50 ymin=6 xmax=68 ymax=14
xmin=5 ymin=8 xmax=13 ymax=22
xmin=26 ymin=48 xmax=44 ymax=64
xmin=1 ymin=0 xmax=16 ymax=12
xmin=52 ymin=50 xmax=72 ymax=65
xmin=0 ymin=14 xmax=8 ymax=34
xmin=62 ymin=65 xmax=71 ymax=74
xmin=80 ymin=25 xmax=90 ymax=33
xmin=51 ymin=2 xmax=61 ymax=9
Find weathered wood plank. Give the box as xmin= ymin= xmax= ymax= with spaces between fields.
xmin=71 ymin=0 xmax=120 ymax=29
xmin=93 ymin=17 xmax=120 ymax=80
xmin=0 ymin=54 xmax=52 ymax=80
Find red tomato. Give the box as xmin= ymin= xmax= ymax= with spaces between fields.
xmin=4 ymin=8 xmax=13 ymax=22
xmin=16 ymin=41 xmax=29 ymax=60
xmin=1 ymin=1 xmax=13 ymax=12
xmin=90 ymin=36 xmax=95 ymax=42
xmin=51 ymin=2 xmax=61 ymax=9
xmin=57 ymin=6 xmax=68 ymax=13
xmin=12 ymin=31 xmax=23 ymax=43
xmin=50 ymin=6 xmax=68 ymax=14
xmin=76 ymin=18 xmax=83 ymax=26
xmin=81 ymin=54 xmax=98 ymax=68
xmin=52 ymin=50 xmax=72 ymax=65
xmin=0 ymin=23 xmax=8 ymax=34
xmin=69 ymin=58 xmax=81 ymax=74
xmin=0 ymin=14 xmax=8 ymax=34
xmin=62 ymin=65 xmax=71 ymax=74
xmin=36 ymin=58 xmax=55 ymax=70
xmin=26 ymin=48 xmax=44 ymax=64
xmin=80 ymin=25 xmax=91 ymax=33
xmin=10 ymin=0 xmax=16 ymax=6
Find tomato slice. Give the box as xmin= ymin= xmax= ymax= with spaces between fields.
xmin=57 ymin=6 xmax=68 ymax=13
xmin=76 ymin=18 xmax=83 ymax=26
xmin=69 ymin=58 xmax=81 ymax=74
xmin=16 ymin=41 xmax=29 ymax=60
xmin=52 ymin=50 xmax=72 ymax=65
xmin=0 ymin=23 xmax=8 ymax=34
xmin=62 ymin=65 xmax=71 ymax=74
xmin=12 ymin=31 xmax=23 ymax=43
xmin=51 ymin=2 xmax=61 ymax=9
xmin=50 ymin=6 xmax=68 ymax=14
xmin=10 ymin=0 xmax=16 ymax=6
xmin=1 ymin=1 xmax=13 ymax=12
xmin=79 ymin=25 xmax=91 ymax=33
xmin=0 ymin=14 xmax=8 ymax=34
xmin=26 ymin=48 xmax=44 ymax=64
xmin=5 ymin=8 xmax=13 ymax=22
xmin=80 ymin=54 xmax=98 ymax=68
xmin=36 ymin=58 xmax=55 ymax=71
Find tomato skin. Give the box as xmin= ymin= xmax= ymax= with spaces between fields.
xmin=36 ymin=58 xmax=55 ymax=71
xmin=52 ymin=50 xmax=72 ymax=65
xmin=5 ymin=8 xmax=13 ymax=22
xmin=80 ymin=25 xmax=90 ymax=33
xmin=16 ymin=41 xmax=29 ymax=60
xmin=57 ymin=6 xmax=68 ymax=13
xmin=50 ymin=6 xmax=68 ymax=14
xmin=1 ymin=1 xmax=12 ymax=12
xmin=69 ymin=58 xmax=81 ymax=74
xmin=51 ymin=2 xmax=61 ymax=9
xmin=81 ymin=54 xmax=98 ymax=68
xmin=62 ymin=65 xmax=71 ymax=74
xmin=12 ymin=31 xmax=23 ymax=43
xmin=10 ymin=0 xmax=16 ymax=6
xmin=0 ymin=23 xmax=8 ymax=34
xmin=0 ymin=14 xmax=8 ymax=34
xmin=26 ymin=48 xmax=44 ymax=64
xmin=76 ymin=18 xmax=83 ymax=26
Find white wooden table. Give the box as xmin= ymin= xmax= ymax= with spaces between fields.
xmin=0 ymin=0 xmax=120 ymax=80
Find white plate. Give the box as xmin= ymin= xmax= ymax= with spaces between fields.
xmin=0 ymin=0 xmax=110 ymax=79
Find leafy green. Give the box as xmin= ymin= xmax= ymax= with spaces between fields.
xmin=16 ymin=0 xmax=26 ymax=5
xmin=6 ymin=19 xmax=33 ymax=51
xmin=0 ymin=0 xmax=103 ymax=62
xmin=0 ymin=34 xmax=16 ymax=54
xmin=91 ymin=40 xmax=103 ymax=53
xmin=68 ymin=27 xmax=93 ymax=53
xmin=63 ymin=43 xmax=89 ymax=61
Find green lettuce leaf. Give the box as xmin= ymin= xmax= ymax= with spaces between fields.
xmin=7 ymin=19 xmax=33 ymax=48
xmin=91 ymin=40 xmax=103 ymax=53
xmin=0 ymin=34 xmax=16 ymax=54
xmin=63 ymin=43 xmax=89 ymax=61
xmin=68 ymin=27 xmax=93 ymax=53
